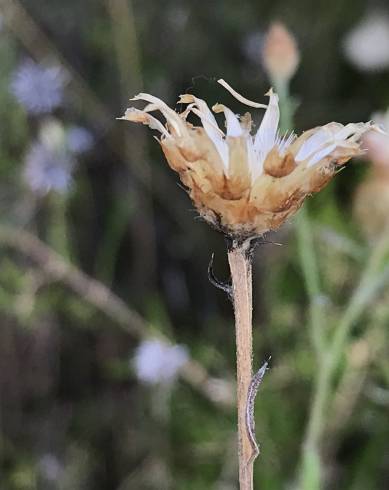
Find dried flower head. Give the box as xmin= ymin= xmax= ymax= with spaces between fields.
xmin=343 ymin=12 xmax=389 ymax=72
xmin=262 ymin=22 xmax=300 ymax=83
xmin=121 ymin=80 xmax=374 ymax=238
xmin=10 ymin=59 xmax=66 ymax=114
xmin=133 ymin=339 xmax=189 ymax=385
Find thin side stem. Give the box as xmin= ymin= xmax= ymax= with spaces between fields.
xmin=47 ymin=193 xmax=71 ymax=260
xmin=299 ymin=233 xmax=389 ymax=489
xmin=296 ymin=208 xmax=326 ymax=359
xmin=302 ymin=353 xmax=332 ymax=455
xmin=228 ymin=242 xmax=254 ymax=490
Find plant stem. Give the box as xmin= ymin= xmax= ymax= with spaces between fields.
xmin=299 ymin=233 xmax=389 ymax=489
xmin=47 ymin=193 xmax=71 ymax=260
xmin=295 ymin=208 xmax=327 ymax=489
xmin=296 ymin=207 xmax=326 ymax=359
xmin=228 ymin=240 xmax=254 ymax=490
xmin=273 ymin=78 xmax=293 ymax=135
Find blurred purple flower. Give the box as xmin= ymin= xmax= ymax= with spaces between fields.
xmin=23 ymin=142 xmax=75 ymax=195
xmin=10 ymin=60 xmax=66 ymax=114
xmin=66 ymin=126 xmax=94 ymax=154
xmin=242 ymin=31 xmax=263 ymax=65
xmin=133 ymin=339 xmax=189 ymax=385
xmin=39 ymin=454 xmax=63 ymax=482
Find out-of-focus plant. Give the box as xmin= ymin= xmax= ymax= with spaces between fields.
xmin=354 ymin=109 xmax=389 ymax=242
xmin=262 ymin=21 xmax=389 ymax=490
xmin=343 ymin=11 xmax=389 ymax=72
xmin=1 ymin=2 xmax=389 ymax=489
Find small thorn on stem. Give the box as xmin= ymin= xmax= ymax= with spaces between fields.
xmin=208 ymin=253 xmax=233 ymax=301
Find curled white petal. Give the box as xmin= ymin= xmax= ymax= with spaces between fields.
xmin=190 ymin=107 xmax=229 ymax=169
xmin=247 ymin=138 xmax=262 ymax=180
xmin=307 ymin=143 xmax=337 ymax=167
xmin=131 ymin=93 xmax=185 ymax=137
xmin=254 ymin=89 xmax=280 ymax=159
xmin=119 ymin=108 xmax=170 ymax=138
xmin=332 ymin=123 xmax=361 ymax=141
xmin=178 ymin=94 xmax=220 ymax=131
xmin=295 ymin=128 xmax=332 ymax=161
xmin=212 ymin=104 xmax=243 ymax=137
xmin=297 ymin=122 xmax=373 ymax=163
xmin=217 ymin=79 xmax=268 ymax=109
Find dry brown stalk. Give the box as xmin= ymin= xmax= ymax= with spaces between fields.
xmin=228 ymin=240 xmax=254 ymax=490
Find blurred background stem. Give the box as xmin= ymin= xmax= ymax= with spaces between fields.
xmin=105 ymin=0 xmax=157 ymax=293
xmin=295 ymin=207 xmax=326 ymax=359
xmin=274 ymin=77 xmax=389 ymax=489
xmin=47 ymin=193 xmax=71 ymax=260
xmin=299 ymin=232 xmax=389 ymax=489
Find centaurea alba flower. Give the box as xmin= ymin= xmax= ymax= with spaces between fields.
xmin=121 ymin=80 xmax=374 ymax=238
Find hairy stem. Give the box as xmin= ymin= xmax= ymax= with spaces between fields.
xmin=228 ymin=240 xmax=254 ymax=490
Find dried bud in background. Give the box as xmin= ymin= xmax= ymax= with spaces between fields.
xmin=354 ymin=175 xmax=389 ymax=241
xmin=362 ymin=131 xmax=389 ymax=169
xmin=262 ymin=22 xmax=300 ymax=84
xmin=362 ymin=109 xmax=389 ymax=170
xmin=353 ymin=110 xmax=389 ymax=240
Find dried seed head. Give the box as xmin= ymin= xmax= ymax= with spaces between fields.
xmin=262 ymin=22 xmax=300 ymax=83
xmin=121 ymin=80 xmax=375 ymax=239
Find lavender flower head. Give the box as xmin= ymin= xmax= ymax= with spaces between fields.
xmin=133 ymin=339 xmax=189 ymax=385
xmin=38 ymin=454 xmax=63 ymax=482
xmin=242 ymin=31 xmax=263 ymax=65
xmin=11 ymin=59 xmax=66 ymax=114
xmin=66 ymin=126 xmax=94 ymax=154
xmin=23 ymin=119 xmax=75 ymax=195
